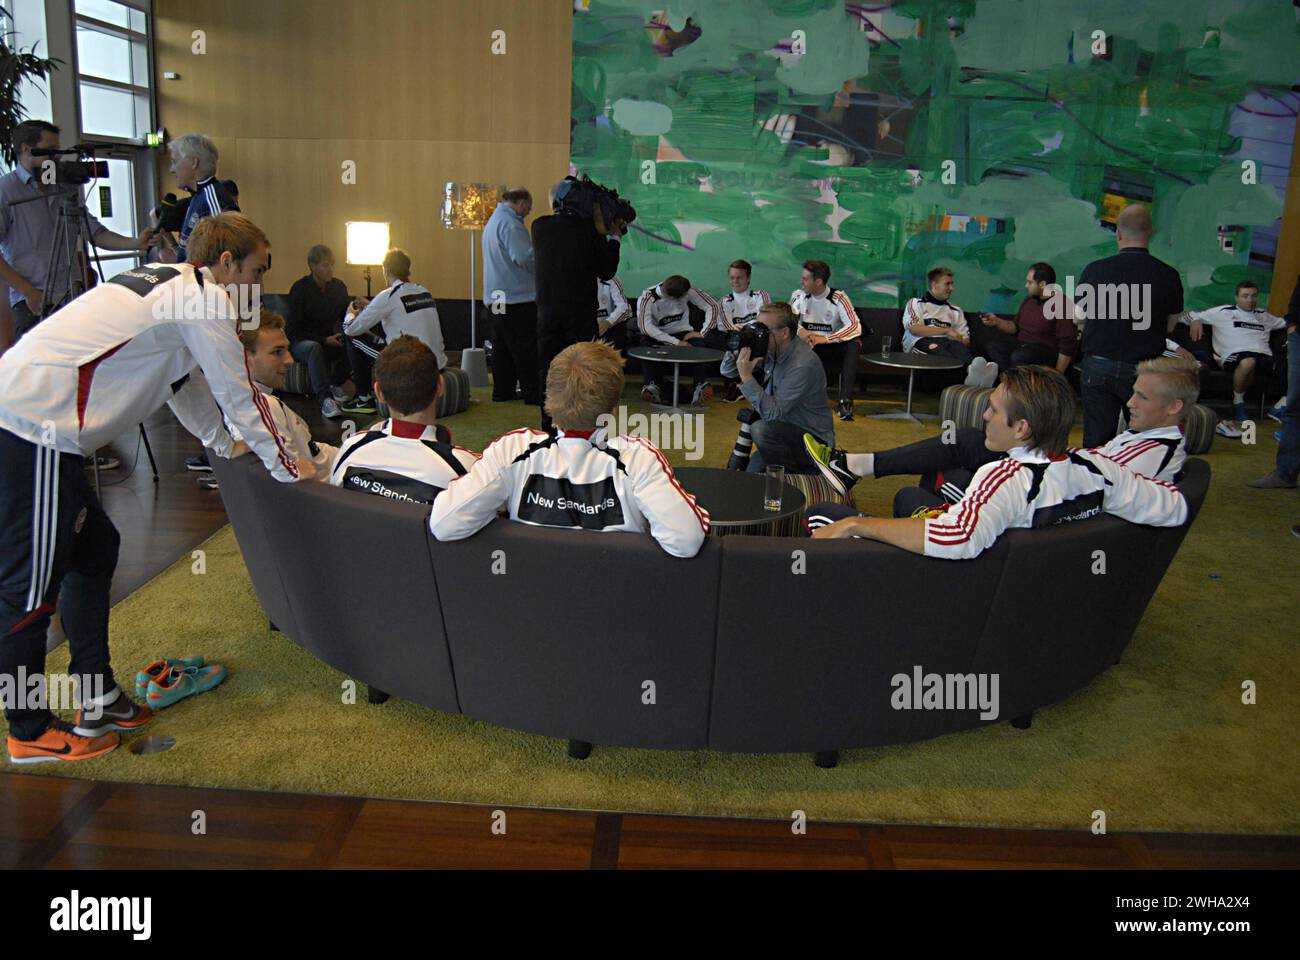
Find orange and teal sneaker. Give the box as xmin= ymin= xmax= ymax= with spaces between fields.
xmin=8 ymin=719 xmax=120 ymax=765
xmin=134 ymin=656 xmax=205 ymax=698
xmin=146 ymin=663 xmax=227 ymax=709
xmin=73 ymin=692 xmax=154 ymax=737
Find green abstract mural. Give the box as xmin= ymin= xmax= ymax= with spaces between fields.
xmin=570 ymin=0 xmax=1300 ymax=313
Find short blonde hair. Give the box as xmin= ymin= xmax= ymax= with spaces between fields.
xmin=239 ymin=310 xmax=285 ymax=351
xmin=1137 ymin=354 xmax=1200 ymax=415
xmin=187 ymin=212 xmax=270 ymax=268
xmin=169 ymin=133 xmax=219 ymax=176
xmin=544 ymin=341 xmax=624 ymax=431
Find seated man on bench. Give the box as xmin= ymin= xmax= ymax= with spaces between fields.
xmin=805 ymin=355 xmax=1198 ymax=515
xmin=806 ymin=366 xmax=1188 ymax=558
xmin=430 ymin=341 xmax=709 ymax=558
xmin=329 ymin=336 xmax=478 ymax=505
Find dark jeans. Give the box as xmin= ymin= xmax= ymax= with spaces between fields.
xmin=912 ymin=337 xmax=973 ymax=365
xmin=343 ymin=334 xmax=382 ymax=398
xmin=812 ymin=339 xmax=861 ymax=400
xmin=1277 ymin=330 xmax=1299 ymax=482
xmin=598 ymin=322 xmax=631 ymax=352
xmin=493 ymin=301 xmax=540 ymax=404
xmin=290 ymin=339 xmax=348 ymax=403
xmin=746 ymin=419 xmax=821 ymax=475
xmin=0 ymin=429 xmax=119 ymax=740
xmin=986 ymin=339 xmax=1059 ymax=372
xmin=538 ymin=309 xmax=598 ymax=430
xmin=1080 ymin=354 xmax=1139 ymax=448
xmin=874 ymin=426 xmax=1002 ymax=501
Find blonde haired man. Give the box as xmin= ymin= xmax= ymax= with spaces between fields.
xmin=430 ymin=341 xmax=709 ymax=557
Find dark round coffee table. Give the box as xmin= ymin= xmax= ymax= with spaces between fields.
xmin=864 ymin=351 xmax=965 ymax=425
xmin=675 ymin=466 xmax=807 ymax=537
xmin=628 ymin=344 xmax=724 ymax=413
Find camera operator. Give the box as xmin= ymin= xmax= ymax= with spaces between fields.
xmin=722 ymin=301 xmax=835 ymax=474
xmin=532 ymin=176 xmax=627 ymax=430
xmin=0 ymin=121 xmax=156 ymax=338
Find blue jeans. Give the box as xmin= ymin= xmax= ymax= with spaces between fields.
xmin=290 ymin=339 xmax=345 ymax=403
xmin=1080 ymin=355 xmax=1139 ymax=448
xmin=1277 ymin=330 xmax=1299 ymax=482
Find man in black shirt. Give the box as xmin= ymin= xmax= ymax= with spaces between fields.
xmin=532 ymin=181 xmax=623 ymax=430
xmin=1074 ymin=205 xmax=1184 ymax=447
xmin=287 ymin=244 xmax=352 ymax=418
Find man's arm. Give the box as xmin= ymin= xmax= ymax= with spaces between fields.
xmin=904 ymin=299 xmax=952 ymax=339
xmin=91 ymin=224 xmax=155 ymax=252
xmin=638 ymin=293 xmax=679 ymax=345
xmin=343 ymin=288 xmax=390 ymax=336
xmin=429 ymin=431 xmax=536 ymax=540
xmin=687 ymin=286 xmax=721 ymax=333
xmin=625 ymin=438 xmax=709 ymax=557
xmin=165 ymin=369 xmax=237 ymax=458
xmin=605 ymin=278 xmax=631 ymax=328
xmin=506 ymin=219 xmax=534 ymax=273
xmin=1092 ymin=452 xmax=1188 ymax=527
xmin=825 ymin=291 xmax=862 ymax=342
xmin=812 ymin=514 xmax=926 ymax=553
xmin=0 ymin=254 xmax=40 ymax=308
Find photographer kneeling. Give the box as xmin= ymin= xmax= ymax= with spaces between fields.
xmin=723 ymin=301 xmax=835 ymax=474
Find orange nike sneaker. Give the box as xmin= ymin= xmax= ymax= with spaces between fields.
xmin=8 ymin=719 xmax=120 ymax=765
xmin=73 ymin=692 xmax=154 ymax=737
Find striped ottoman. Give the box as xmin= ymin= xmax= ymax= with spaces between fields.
xmin=375 ymin=367 xmax=472 ymax=420
xmin=939 ymin=384 xmax=993 ymax=430
xmin=1183 ymin=403 xmax=1215 ymax=455
xmin=283 ymin=362 xmax=313 ymax=397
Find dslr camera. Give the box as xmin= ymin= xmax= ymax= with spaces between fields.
xmin=553 ymin=175 xmax=636 ymax=230
xmin=724 ymin=320 xmax=770 ymax=359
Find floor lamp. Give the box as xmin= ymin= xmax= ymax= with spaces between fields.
xmin=345 ymin=221 xmax=390 ymax=298
xmin=441 ymin=183 xmax=503 ymax=388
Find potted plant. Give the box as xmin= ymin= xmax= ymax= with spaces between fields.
xmin=0 ymin=4 xmax=61 ymax=165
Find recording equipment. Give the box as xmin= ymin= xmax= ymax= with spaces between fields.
xmin=29 ymin=145 xmax=110 ymax=186
xmin=553 ymin=175 xmax=636 ymax=229
xmin=724 ymin=320 xmax=770 ymax=359
xmin=152 ymin=192 xmax=188 ymax=233
xmin=726 ymin=408 xmax=761 ymax=471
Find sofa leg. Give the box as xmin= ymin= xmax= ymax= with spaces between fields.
xmin=268 ymin=620 xmax=279 ymax=633
xmin=367 ymin=685 xmax=390 ymax=705
xmin=567 ymin=739 xmax=593 ymax=760
xmin=815 ymin=750 xmax=839 ymax=769
xmin=1011 ymin=712 xmax=1033 ymax=730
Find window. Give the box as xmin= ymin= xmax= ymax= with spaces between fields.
xmin=3 ymin=0 xmax=54 ymax=129
xmin=74 ymin=0 xmax=152 ymax=142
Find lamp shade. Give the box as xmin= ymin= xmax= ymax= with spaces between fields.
xmin=345 ymin=221 xmax=391 ymax=266
xmin=441 ymin=182 xmax=505 ymax=230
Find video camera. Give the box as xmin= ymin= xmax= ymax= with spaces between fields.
xmin=553 ymin=175 xmax=636 ymax=230
xmin=724 ymin=320 xmax=770 ymax=359
xmin=30 ymin=144 xmax=109 ymax=187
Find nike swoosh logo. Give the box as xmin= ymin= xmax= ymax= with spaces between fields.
xmin=29 ymin=743 xmax=73 ymax=755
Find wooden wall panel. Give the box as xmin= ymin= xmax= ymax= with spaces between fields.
xmin=154 ymin=0 xmax=572 ymax=297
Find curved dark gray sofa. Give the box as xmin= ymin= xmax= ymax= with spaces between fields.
xmin=209 ymin=454 xmax=1209 ymax=762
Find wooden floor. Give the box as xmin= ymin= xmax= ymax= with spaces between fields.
xmin=9 ymin=404 xmax=1297 ymax=870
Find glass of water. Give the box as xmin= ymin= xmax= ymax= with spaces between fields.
xmin=764 ymin=464 xmax=785 ymax=512
xmin=881 ymin=335 xmax=892 ymax=357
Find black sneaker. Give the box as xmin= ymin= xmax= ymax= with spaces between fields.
xmin=723 ymin=382 xmax=744 ymax=402
xmin=196 ymin=474 xmax=220 ymax=490
xmin=83 ymin=454 xmax=120 ymax=471
xmin=185 ymin=452 xmax=212 ymax=472
xmin=339 ymin=393 xmax=378 ymax=414
xmin=837 ymin=399 xmax=855 ymax=422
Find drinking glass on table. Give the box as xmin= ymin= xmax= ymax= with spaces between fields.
xmin=764 ymin=464 xmax=785 ymax=512
xmin=881 ymin=335 xmax=892 ymax=357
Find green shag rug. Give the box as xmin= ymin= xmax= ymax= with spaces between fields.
xmin=10 ymin=384 xmax=1300 ymax=833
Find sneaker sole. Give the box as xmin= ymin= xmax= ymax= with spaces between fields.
xmin=185 ymin=463 xmax=214 ymax=472
xmin=73 ymin=715 xmax=152 ymax=737
xmin=803 ymin=436 xmax=848 ymax=497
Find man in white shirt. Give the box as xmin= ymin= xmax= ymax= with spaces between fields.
xmin=595 ymin=276 xmax=632 ymax=350
xmin=430 ymin=341 xmax=709 ymax=558
xmin=1181 ymin=279 xmax=1287 ymax=423
xmin=805 ymin=356 xmax=1197 ymax=513
xmin=789 ymin=259 xmax=863 ymax=421
xmin=718 ymin=259 xmax=769 ymax=400
xmin=340 ymin=248 xmax=447 ymax=416
xmin=331 ymin=336 xmax=478 ymax=505
xmin=902 ymin=267 xmax=986 ymax=383
xmin=0 ymin=213 xmax=312 ymax=765
xmin=635 ymin=275 xmax=724 ymax=405
xmin=808 ymin=366 xmax=1188 ymax=557
xmin=202 ymin=310 xmax=337 ymax=491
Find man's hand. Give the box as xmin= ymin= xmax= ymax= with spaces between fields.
xmin=134 ymin=226 xmax=160 ymax=250
xmin=20 ymin=284 xmax=44 ymax=312
xmin=230 ymin=440 xmax=250 ymax=458
xmin=597 ymin=320 xmax=611 ymax=336
xmin=806 ymin=332 xmax=827 ymax=347
xmin=294 ymin=458 xmax=317 ymax=481
xmin=980 ymin=312 xmax=999 ymax=327
xmin=325 ymin=334 xmax=343 ymax=348
xmin=735 ymin=346 xmax=759 ymax=382
xmin=1189 ymin=320 xmax=1204 ymax=342
xmin=681 ymin=331 xmax=703 ymax=343
xmin=812 ymin=517 xmax=864 ymax=539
